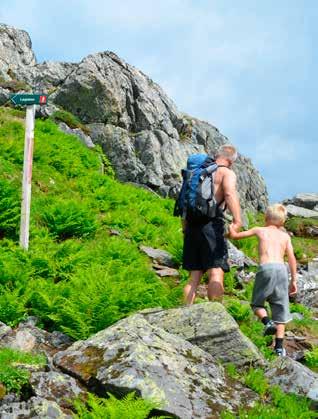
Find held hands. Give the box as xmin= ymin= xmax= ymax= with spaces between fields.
xmin=228 ymin=223 xmax=240 ymax=239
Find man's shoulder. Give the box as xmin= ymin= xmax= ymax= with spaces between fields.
xmin=218 ymin=166 xmax=236 ymax=181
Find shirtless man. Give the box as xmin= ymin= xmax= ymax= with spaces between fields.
xmin=183 ymin=144 xmax=242 ymax=304
xmin=229 ymin=204 xmax=297 ymax=356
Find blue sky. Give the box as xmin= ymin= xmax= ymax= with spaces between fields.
xmin=1 ymin=0 xmax=317 ymax=202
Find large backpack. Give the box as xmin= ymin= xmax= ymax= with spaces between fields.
xmin=174 ymin=153 xmax=221 ymax=220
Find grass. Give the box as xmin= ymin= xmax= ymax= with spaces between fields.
xmin=51 ymin=109 xmax=91 ymax=135
xmin=0 ymin=348 xmax=46 ymax=393
xmin=223 ymin=366 xmax=316 ymax=418
xmin=285 ymin=216 xmax=318 ymax=237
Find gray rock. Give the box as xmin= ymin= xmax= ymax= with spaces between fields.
xmin=142 ymin=302 xmax=264 ymax=368
xmin=266 ymin=356 xmax=318 ymax=402
xmin=0 ymin=23 xmax=36 ymax=80
xmin=0 ymin=397 xmax=71 ymax=418
xmin=283 ymin=193 xmax=318 ymax=211
xmin=139 ymin=245 xmax=177 ymax=268
xmin=295 ymin=268 xmax=318 ymax=309
xmin=0 ymin=321 xmax=11 ymax=338
xmin=54 ymin=314 xmax=257 ymax=419
xmin=58 ymin=122 xmax=95 ymax=148
xmin=30 ymin=372 xmax=84 ymax=408
xmin=153 ymin=264 xmax=180 ymax=278
xmin=53 ymin=51 xmax=180 ymax=134
xmin=228 ymin=241 xmax=257 ymax=268
xmin=285 ymin=204 xmax=318 ymax=219
xmin=0 ymin=86 xmax=9 ymax=105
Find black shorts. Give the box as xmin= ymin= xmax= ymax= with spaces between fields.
xmin=182 ymin=218 xmax=229 ymax=272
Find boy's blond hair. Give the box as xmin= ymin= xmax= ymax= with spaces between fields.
xmin=265 ymin=204 xmax=287 ymax=227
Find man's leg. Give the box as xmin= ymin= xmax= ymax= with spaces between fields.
xmin=207 ymin=268 xmax=224 ymax=301
xmin=183 ymin=270 xmax=203 ymax=305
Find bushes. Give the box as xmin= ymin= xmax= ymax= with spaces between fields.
xmin=40 ymin=200 xmax=98 ymax=240
xmin=0 ymin=179 xmax=20 ymax=239
xmin=73 ymin=392 xmax=164 ymax=419
xmin=51 ymin=109 xmax=90 ymax=135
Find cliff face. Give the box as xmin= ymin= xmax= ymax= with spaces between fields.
xmin=0 ymin=23 xmax=268 ymax=212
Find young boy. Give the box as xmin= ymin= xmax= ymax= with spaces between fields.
xmin=229 ymin=204 xmax=297 ymax=356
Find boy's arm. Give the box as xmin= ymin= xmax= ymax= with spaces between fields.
xmin=286 ymin=236 xmax=297 ymax=295
xmin=229 ymin=226 xmax=259 ymax=240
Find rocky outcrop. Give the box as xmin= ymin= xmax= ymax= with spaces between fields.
xmin=0 ymin=23 xmax=268 ymax=212
xmin=54 ymin=313 xmax=257 ymax=418
xmin=0 ymin=397 xmax=71 ymax=419
xmin=284 ymin=193 xmax=318 ymax=212
xmin=0 ymin=23 xmax=36 ymax=80
xmin=141 ymin=303 xmax=264 ymax=368
xmin=285 ymin=204 xmax=318 ymax=219
xmin=296 ymin=259 xmax=318 ymax=310
xmin=266 ymin=357 xmax=318 ymax=403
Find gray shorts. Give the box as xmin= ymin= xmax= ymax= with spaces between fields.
xmin=251 ymin=263 xmax=291 ymax=324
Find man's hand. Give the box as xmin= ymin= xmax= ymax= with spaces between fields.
xmin=230 ymin=221 xmax=242 ymax=233
xmin=228 ymin=223 xmax=239 ymax=239
xmin=289 ymin=280 xmax=297 ymax=296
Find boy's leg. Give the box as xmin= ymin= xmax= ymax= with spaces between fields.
xmin=253 ymin=307 xmax=277 ymax=335
xmin=254 ymin=307 xmax=268 ymax=321
xmin=207 ymin=268 xmax=224 ymax=301
xmin=183 ymin=270 xmax=203 ymax=305
xmin=274 ymin=323 xmax=286 ymax=356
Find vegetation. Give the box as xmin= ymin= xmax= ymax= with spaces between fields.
xmin=51 ymin=109 xmax=91 ymax=135
xmin=285 ymin=216 xmax=318 ymax=237
xmin=0 ymin=348 xmax=46 ymax=393
xmin=0 ymin=76 xmax=31 ymax=93
xmin=0 ymin=107 xmax=183 ymax=339
xmin=223 ymin=366 xmax=316 ymax=418
xmin=73 ymin=392 xmax=169 ymax=419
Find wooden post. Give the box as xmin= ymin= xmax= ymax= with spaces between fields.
xmin=19 ymin=105 xmax=35 ymax=250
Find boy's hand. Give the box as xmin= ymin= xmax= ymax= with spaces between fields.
xmin=289 ymin=280 xmax=297 ymax=296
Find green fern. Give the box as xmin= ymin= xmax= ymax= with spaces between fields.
xmin=73 ymin=392 xmax=167 ymax=419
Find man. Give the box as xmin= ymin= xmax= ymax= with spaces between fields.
xmin=183 ymin=144 xmax=242 ymax=304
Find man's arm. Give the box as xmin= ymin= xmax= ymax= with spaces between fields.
xmin=286 ymin=236 xmax=297 ymax=295
xmin=223 ymin=170 xmax=242 ymax=230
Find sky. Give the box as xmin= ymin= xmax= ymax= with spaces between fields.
xmin=1 ymin=0 xmax=317 ymax=202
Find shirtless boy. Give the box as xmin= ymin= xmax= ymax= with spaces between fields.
xmin=229 ymin=204 xmax=297 ymax=356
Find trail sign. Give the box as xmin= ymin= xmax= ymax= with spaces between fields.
xmin=10 ymin=94 xmax=48 ymax=106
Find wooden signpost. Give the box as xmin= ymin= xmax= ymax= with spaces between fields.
xmin=10 ymin=94 xmax=48 ymax=250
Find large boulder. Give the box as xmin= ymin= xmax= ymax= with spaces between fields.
xmin=266 ymin=357 xmax=318 ymax=403
xmin=285 ymin=204 xmax=318 ymax=219
xmin=141 ymin=303 xmax=264 ymax=368
xmin=54 ymin=314 xmax=256 ymax=419
xmin=284 ymin=193 xmax=318 ymax=211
